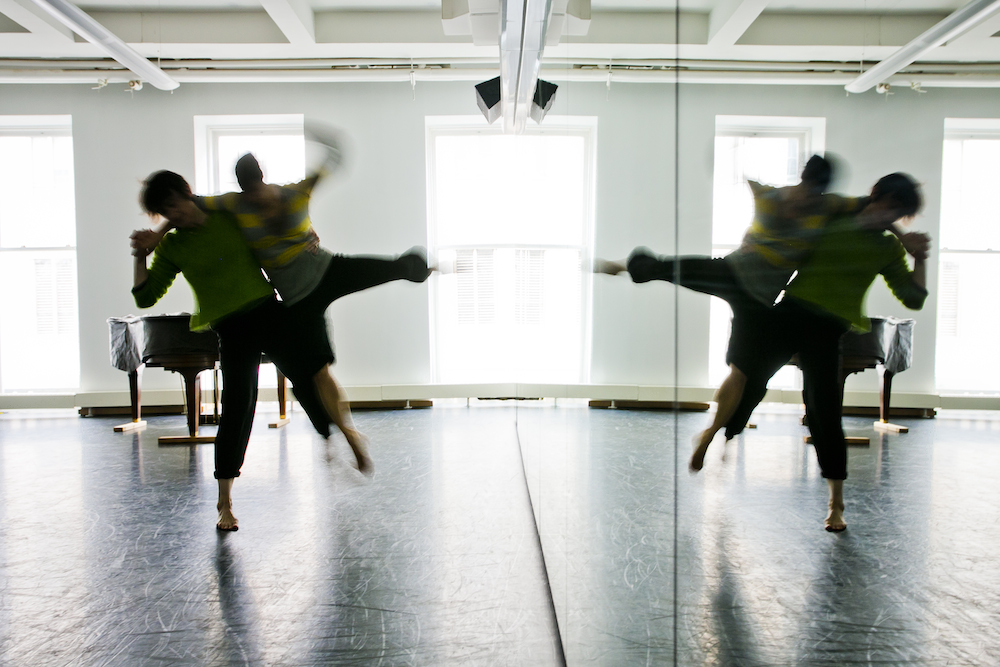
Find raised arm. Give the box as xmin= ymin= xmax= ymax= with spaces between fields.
xmin=882 ymin=233 xmax=930 ymax=310
xmin=133 ymin=249 xmax=149 ymax=290
xmin=302 ymin=122 xmax=345 ymax=191
xmin=130 ymin=219 xmax=172 ymax=258
xmin=131 ymin=233 xmax=180 ymax=308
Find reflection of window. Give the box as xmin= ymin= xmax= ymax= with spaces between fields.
xmin=456 ymin=249 xmax=495 ymax=324
xmin=194 ymin=114 xmax=306 ymax=388
xmin=935 ymin=119 xmax=1000 ymax=393
xmin=426 ymin=117 xmax=596 ymax=384
xmin=709 ymin=116 xmax=825 ymax=389
xmin=515 ymin=249 xmax=544 ymax=325
xmin=0 ymin=116 xmax=79 ymax=392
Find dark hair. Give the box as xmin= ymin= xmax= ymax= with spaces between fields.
xmin=800 ymin=154 xmax=833 ymax=192
xmin=870 ymin=172 xmax=923 ymax=218
xmin=235 ymin=153 xmax=264 ymax=191
xmin=140 ymin=170 xmax=192 ymax=216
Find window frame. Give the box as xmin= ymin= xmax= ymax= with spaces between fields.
xmin=193 ymin=114 xmax=304 ymax=195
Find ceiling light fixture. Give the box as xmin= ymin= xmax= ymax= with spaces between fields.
xmin=28 ymin=0 xmax=179 ymax=91
xmin=845 ymin=0 xmax=1000 ymax=94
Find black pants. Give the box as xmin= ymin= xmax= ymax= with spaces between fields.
xmin=628 ymin=252 xmax=773 ymax=374
xmin=211 ymin=298 xmax=333 ymax=480
xmin=723 ymin=299 xmax=850 ymax=480
xmin=287 ymin=253 xmax=424 ymax=362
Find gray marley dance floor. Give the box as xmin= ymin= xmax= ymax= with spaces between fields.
xmin=1 ymin=402 xmax=999 ymax=665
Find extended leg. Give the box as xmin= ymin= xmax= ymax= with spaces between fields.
xmin=691 ymin=364 xmax=746 ymax=471
xmin=294 ymin=250 xmax=429 ymax=315
xmin=314 ymin=368 xmax=372 ymax=475
xmin=626 ymin=250 xmax=747 ymax=304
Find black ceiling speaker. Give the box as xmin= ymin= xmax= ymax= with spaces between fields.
xmin=530 ymin=79 xmax=558 ymax=124
xmin=475 ymin=77 xmax=502 ymax=124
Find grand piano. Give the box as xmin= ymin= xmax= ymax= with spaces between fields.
xmin=108 ymin=314 xmax=290 ymax=444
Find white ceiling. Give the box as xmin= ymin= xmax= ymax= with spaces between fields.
xmin=72 ymin=1 xmax=968 ymax=10
xmin=1 ymin=0 xmax=999 ymax=88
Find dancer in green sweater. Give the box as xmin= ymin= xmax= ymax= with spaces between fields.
xmin=132 ymin=171 xmax=339 ymax=531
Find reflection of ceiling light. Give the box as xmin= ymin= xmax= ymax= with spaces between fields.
xmin=846 ymin=0 xmax=1000 ymax=94
xmin=475 ymin=75 xmax=557 ymax=125
xmin=28 ymin=0 xmax=179 ymax=91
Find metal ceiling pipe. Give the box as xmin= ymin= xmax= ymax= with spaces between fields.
xmin=4 ymin=67 xmax=1000 ymax=88
xmin=5 ymin=58 xmax=1000 ymax=76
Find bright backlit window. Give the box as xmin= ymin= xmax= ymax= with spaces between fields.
xmin=194 ymin=114 xmax=306 ymax=388
xmin=426 ymin=117 xmax=596 ymax=384
xmin=194 ymin=114 xmax=305 ymax=196
xmin=936 ymin=119 xmax=1000 ymax=394
xmin=0 ymin=116 xmax=79 ymax=392
xmin=710 ymin=115 xmax=825 ymax=389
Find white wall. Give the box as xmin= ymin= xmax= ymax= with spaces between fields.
xmin=2 ymin=80 xmax=998 ymax=402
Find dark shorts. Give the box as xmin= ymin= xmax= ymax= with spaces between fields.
xmin=723 ymin=287 xmax=786 ymax=378
xmin=257 ymin=299 xmax=334 ymax=380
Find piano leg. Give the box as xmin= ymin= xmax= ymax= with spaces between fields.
xmin=269 ymin=368 xmax=290 ymax=428
xmin=874 ymin=366 xmax=908 ymax=433
xmin=114 ymin=367 xmax=147 ymax=433
xmin=159 ymin=367 xmax=216 ymax=445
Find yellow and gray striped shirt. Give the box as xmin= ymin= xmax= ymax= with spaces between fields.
xmin=195 ymin=176 xmax=333 ymax=305
xmin=725 ymin=181 xmax=868 ymax=307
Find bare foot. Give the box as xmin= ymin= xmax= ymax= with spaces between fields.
xmin=593 ymin=258 xmax=627 ymax=275
xmin=345 ymin=430 xmax=374 ymax=476
xmin=217 ymin=501 xmax=238 ymax=531
xmin=825 ymin=502 xmax=846 ymax=532
xmin=689 ymin=431 xmax=714 ymax=472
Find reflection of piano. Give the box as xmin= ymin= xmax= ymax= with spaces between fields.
xmin=108 ymin=315 xmax=290 ymax=444
xmin=792 ymin=316 xmax=916 ymax=444
xmin=840 ymin=316 xmax=915 ymax=432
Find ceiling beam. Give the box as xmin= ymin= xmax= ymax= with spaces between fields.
xmin=846 ymin=0 xmax=1000 ymax=94
xmin=708 ymin=0 xmax=768 ymax=47
xmin=259 ymin=0 xmax=315 ymax=45
xmin=0 ymin=0 xmax=73 ymax=42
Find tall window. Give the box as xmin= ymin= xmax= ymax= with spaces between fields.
xmin=426 ymin=117 xmax=596 ymax=384
xmin=0 ymin=116 xmax=79 ymax=392
xmin=194 ymin=114 xmax=306 ymax=388
xmin=936 ymin=119 xmax=1000 ymax=394
xmin=709 ymin=116 xmax=826 ymax=389
xmin=194 ymin=114 xmax=305 ymax=196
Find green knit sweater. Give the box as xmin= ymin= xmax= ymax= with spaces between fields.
xmin=784 ymin=216 xmax=927 ymax=331
xmin=132 ymin=212 xmax=274 ymax=330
